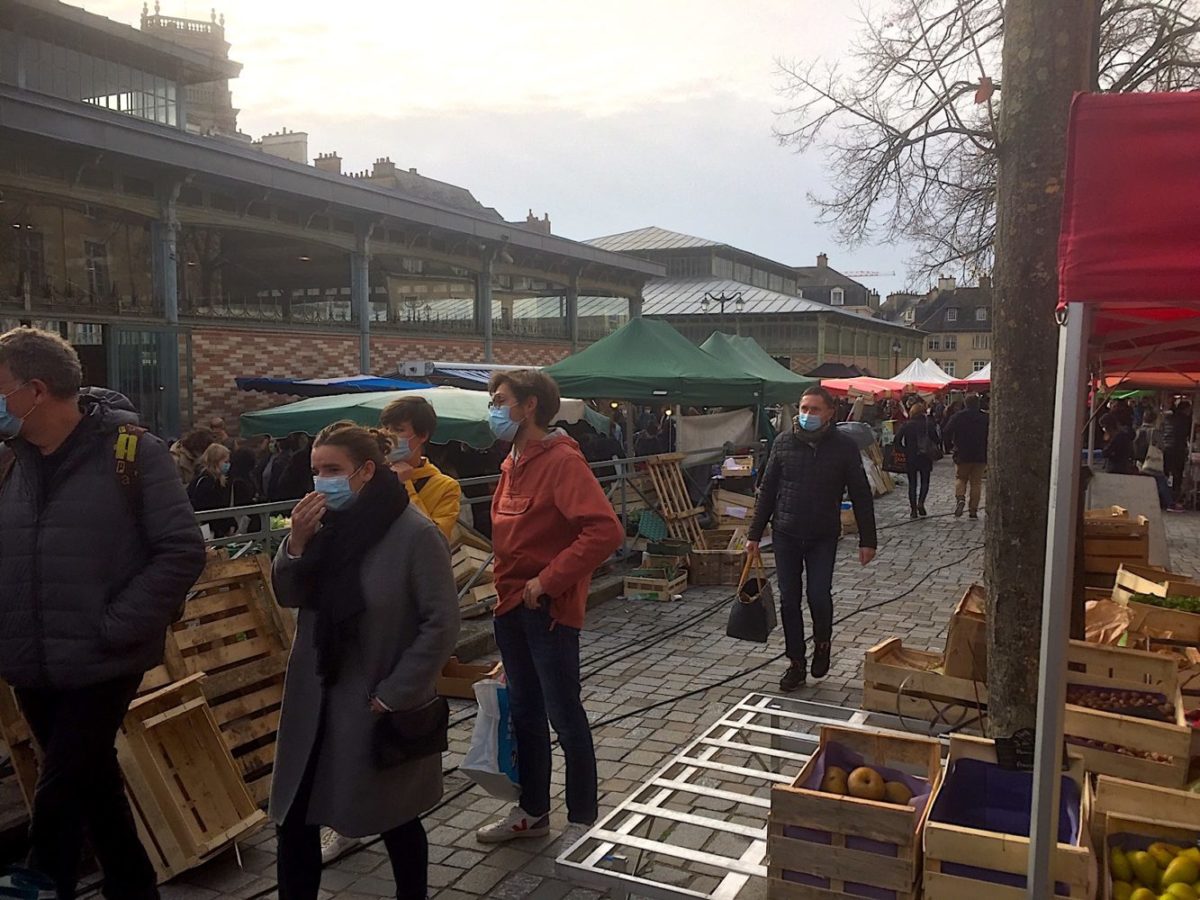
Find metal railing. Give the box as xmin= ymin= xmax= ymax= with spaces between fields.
xmin=192 ymin=444 xmax=758 ymax=556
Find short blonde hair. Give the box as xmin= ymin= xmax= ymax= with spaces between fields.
xmin=199 ymin=443 xmax=230 ymax=477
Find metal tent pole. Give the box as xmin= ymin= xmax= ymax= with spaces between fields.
xmin=1027 ymin=302 xmax=1091 ymax=898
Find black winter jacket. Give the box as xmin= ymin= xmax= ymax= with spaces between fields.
xmin=749 ymin=428 xmax=877 ymax=547
xmin=942 ymin=408 xmax=989 ymax=464
xmin=0 ymin=390 xmax=206 ymax=689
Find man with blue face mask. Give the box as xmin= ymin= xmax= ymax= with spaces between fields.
xmin=0 ymin=327 xmax=205 ymax=899
xmin=747 ymin=385 xmax=877 ymax=693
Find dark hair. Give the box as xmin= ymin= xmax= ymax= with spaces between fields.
xmin=380 ymin=395 xmax=438 ymax=438
xmin=181 ymin=428 xmax=217 ymax=454
xmin=229 ymin=447 xmax=256 ymax=479
xmin=488 ymin=369 xmax=561 ymax=428
xmin=313 ymin=420 xmax=392 ymax=468
xmin=801 ymin=385 xmax=836 ymax=409
xmin=0 ymin=327 xmax=83 ymax=398
xmin=910 ymin=399 xmax=928 ymax=416
xmin=1099 ymin=413 xmax=1117 ymax=432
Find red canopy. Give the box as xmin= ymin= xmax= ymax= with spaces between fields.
xmin=821 ymin=376 xmax=906 ymax=398
xmin=1058 ymin=92 xmax=1200 ymax=375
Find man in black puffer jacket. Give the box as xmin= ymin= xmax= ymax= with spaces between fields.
xmin=747 ymin=386 xmax=877 ymax=693
xmin=0 ymin=328 xmax=205 ymax=900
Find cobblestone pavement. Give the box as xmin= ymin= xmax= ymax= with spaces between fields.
xmin=147 ymin=463 xmax=1200 ymax=900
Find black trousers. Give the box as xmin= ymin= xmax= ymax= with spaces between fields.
xmin=907 ymin=458 xmax=933 ymax=508
xmin=276 ymin=736 xmax=429 ymax=900
xmin=14 ymin=674 xmax=158 ymax=900
xmin=772 ymin=532 xmax=839 ymax=664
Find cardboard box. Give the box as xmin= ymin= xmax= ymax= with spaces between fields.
xmin=943 ymin=584 xmax=987 ymax=682
xmin=437 ymin=657 xmax=503 ymax=700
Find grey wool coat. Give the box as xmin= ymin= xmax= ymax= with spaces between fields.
xmin=269 ymin=505 xmax=460 ymax=837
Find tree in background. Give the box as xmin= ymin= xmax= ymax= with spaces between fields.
xmin=775 ymin=0 xmax=1199 ymax=734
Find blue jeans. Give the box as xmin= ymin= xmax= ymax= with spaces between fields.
xmin=493 ymin=605 xmax=597 ymax=824
xmin=772 ymin=532 xmax=839 ymax=664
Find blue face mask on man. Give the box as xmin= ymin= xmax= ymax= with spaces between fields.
xmin=386 ymin=437 xmax=412 ymax=464
xmin=313 ymin=468 xmax=361 ymax=511
xmin=0 ymin=385 xmax=30 ymax=440
xmin=796 ymin=411 xmax=825 ymax=432
xmin=488 ymin=404 xmax=521 ymax=442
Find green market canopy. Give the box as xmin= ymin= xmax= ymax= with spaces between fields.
xmin=700 ymin=332 xmax=816 ymax=404
xmin=543 ymin=318 xmax=762 ymax=406
xmin=239 ymin=385 xmax=610 ymax=448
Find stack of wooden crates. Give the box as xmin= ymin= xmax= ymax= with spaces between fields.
xmin=0 ymin=553 xmax=290 ymax=882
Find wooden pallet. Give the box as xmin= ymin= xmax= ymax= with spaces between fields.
xmin=646 ymin=453 xmax=705 ymax=544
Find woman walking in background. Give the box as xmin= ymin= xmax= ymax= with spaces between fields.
xmin=270 ymin=422 xmax=459 ymax=900
xmin=896 ymin=400 xmax=939 ymax=518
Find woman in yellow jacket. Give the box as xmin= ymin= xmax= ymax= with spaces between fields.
xmin=379 ymin=397 xmax=461 ymax=539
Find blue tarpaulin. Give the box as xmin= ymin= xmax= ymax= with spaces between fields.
xmin=236 ymin=375 xmax=429 ymax=398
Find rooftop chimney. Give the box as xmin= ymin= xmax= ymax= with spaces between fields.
xmin=817 ymin=252 xmax=828 ymax=268
xmin=314 ymin=151 xmax=342 ymax=175
xmin=257 ymin=129 xmax=308 ymax=165
xmin=372 ymin=157 xmax=396 ymax=178
xmin=978 ymin=273 xmax=992 ymax=290
xmin=937 ymin=274 xmax=957 ymax=293
xmin=524 ymin=210 xmax=552 ymax=235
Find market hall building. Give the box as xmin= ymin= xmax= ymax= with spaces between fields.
xmin=0 ymin=0 xmax=662 ymax=437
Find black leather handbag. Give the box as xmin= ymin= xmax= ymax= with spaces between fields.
xmin=725 ymin=555 xmax=777 ymax=644
xmin=371 ymin=695 xmax=450 ymax=769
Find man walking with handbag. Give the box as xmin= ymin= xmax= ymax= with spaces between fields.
xmin=746 ymin=386 xmax=877 ymax=693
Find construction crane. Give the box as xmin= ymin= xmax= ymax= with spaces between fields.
xmin=843 ymin=270 xmax=896 ymax=278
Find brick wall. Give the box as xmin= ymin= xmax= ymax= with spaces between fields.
xmin=188 ymin=325 xmax=572 ymax=433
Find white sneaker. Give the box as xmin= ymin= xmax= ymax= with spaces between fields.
xmin=475 ymin=806 xmax=551 ymax=843
xmin=320 ymin=827 xmax=362 ymax=864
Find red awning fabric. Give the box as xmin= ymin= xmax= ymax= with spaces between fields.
xmin=821 ymin=376 xmax=907 ymax=398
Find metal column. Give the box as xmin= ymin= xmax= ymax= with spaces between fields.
xmin=478 ymin=249 xmax=495 ymax=363
xmin=352 ymin=224 xmax=372 ymax=374
xmin=1027 ymin=302 xmax=1091 ymax=898
xmin=566 ymin=273 xmax=580 ymax=352
xmin=152 ymin=180 xmax=182 ymax=436
xmin=629 ymin=289 xmax=644 ymax=320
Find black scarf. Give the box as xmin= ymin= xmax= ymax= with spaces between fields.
xmin=792 ymin=419 xmax=833 ymax=445
xmin=295 ymin=468 xmax=409 ymax=685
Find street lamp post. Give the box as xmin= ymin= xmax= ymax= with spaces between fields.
xmin=892 ymin=339 xmax=902 ymax=377
xmin=702 ymin=290 xmax=745 ymax=335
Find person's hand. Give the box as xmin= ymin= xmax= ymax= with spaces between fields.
xmin=522 ymin=576 xmax=545 ymax=610
xmin=860 ymin=547 xmax=877 ymax=566
xmin=745 ymin=540 xmax=761 ymax=558
xmin=390 ymin=461 xmax=415 ymax=482
xmin=369 ymin=696 xmax=390 ymax=714
xmin=288 ymin=492 xmax=326 ymax=556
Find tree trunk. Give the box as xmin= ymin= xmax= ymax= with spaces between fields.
xmin=986 ymin=0 xmax=1100 ymax=737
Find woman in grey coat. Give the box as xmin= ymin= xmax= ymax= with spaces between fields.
xmin=270 ymin=421 xmax=460 ymax=900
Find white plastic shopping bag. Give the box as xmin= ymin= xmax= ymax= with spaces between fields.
xmin=461 ymin=678 xmax=520 ymax=800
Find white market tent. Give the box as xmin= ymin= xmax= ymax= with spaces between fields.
xmin=894 ymin=358 xmax=954 ymax=390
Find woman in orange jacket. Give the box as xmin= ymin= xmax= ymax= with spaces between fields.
xmin=475 ymin=370 xmax=624 ymax=844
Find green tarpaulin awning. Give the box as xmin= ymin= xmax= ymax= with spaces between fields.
xmin=543 ymin=318 xmax=762 ymax=406
xmin=700 ymin=332 xmax=816 ymax=405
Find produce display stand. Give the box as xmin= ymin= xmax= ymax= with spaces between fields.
xmin=556 ymin=692 xmax=952 ymax=900
xmin=1110 ymin=563 xmax=1200 ymax=606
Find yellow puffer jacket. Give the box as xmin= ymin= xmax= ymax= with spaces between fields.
xmin=405 ymin=459 xmax=461 ymax=540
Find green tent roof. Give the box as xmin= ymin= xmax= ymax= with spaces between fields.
xmin=543 ymin=318 xmax=762 ymax=405
xmin=700 ymin=332 xmax=816 ymax=405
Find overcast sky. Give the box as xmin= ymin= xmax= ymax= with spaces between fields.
xmin=85 ymin=1 xmax=918 ymax=293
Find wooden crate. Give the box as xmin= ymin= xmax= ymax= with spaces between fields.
xmin=943 ymin=584 xmax=987 ymax=682
xmin=1120 ymin=597 xmax=1200 ymax=695
xmin=768 ymin=724 xmax=942 ymax=899
xmin=713 ymin=489 xmax=755 ymax=529
xmin=438 ymin=658 xmax=503 ymax=700
xmin=119 ymin=675 xmax=266 ymax=881
xmin=1111 ymin=562 xmax=1200 ymax=605
xmin=721 ymin=455 xmax=755 ymax=477
xmin=1091 ymin=774 xmax=1200 ymax=860
xmin=624 ymin=567 xmax=688 ymax=602
xmin=1097 ymin=811 xmax=1200 ymax=900
xmin=862 ymin=638 xmax=987 ymax=727
xmin=923 ymin=735 xmax=1092 ymax=900
xmin=461 ymin=582 xmax=499 ymax=619
xmin=689 ymin=527 xmax=747 ymax=586
xmin=1083 ymin=509 xmax=1149 ymax=576
xmin=1063 ymin=639 xmax=1190 ymax=788
xmin=452 ymin=544 xmax=494 ymax=590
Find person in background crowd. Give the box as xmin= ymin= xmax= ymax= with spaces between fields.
xmin=187 ymin=443 xmax=236 ymax=537
xmin=266 ymin=433 xmax=316 ymax=502
xmin=896 ymin=400 xmax=939 ymax=519
xmin=1109 ymin=398 xmax=1135 ymax=434
xmin=1101 ymin=414 xmax=1137 ymax=475
xmin=943 ymin=394 xmax=989 ymax=519
xmin=0 ymin=327 xmax=206 ymax=900
xmin=746 ymin=386 xmax=877 ymax=693
xmin=1134 ymin=408 xmax=1173 ymax=509
xmin=476 ymin=370 xmax=624 ymax=844
xmin=929 ymin=397 xmax=946 ymax=450
xmin=581 ymin=424 xmax=626 ymax=482
xmin=635 ymin=420 xmax=666 ymax=458
xmin=1162 ymin=400 xmax=1193 ymax=507
xmin=208 ymin=416 xmax=236 ymax=450
xmin=270 ymin=422 xmax=459 ymax=900
xmin=379 ymin=396 xmax=461 ymax=541
xmin=169 ymin=428 xmax=215 ymax=485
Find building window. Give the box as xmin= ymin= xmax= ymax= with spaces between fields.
xmin=927 ymin=337 xmax=940 ymax=351
xmin=972 ymin=334 xmax=991 ymax=350
xmin=944 ymin=336 xmax=957 ymax=350
xmin=666 ymin=256 xmax=711 ymax=278
xmin=945 ymin=308 xmax=958 ymax=322
xmin=942 ymin=361 xmax=956 ymax=376
xmin=84 ymin=241 xmax=110 ymax=299
xmin=831 ymin=287 xmax=845 ymax=306
xmin=904 ymin=308 xmax=915 ymax=323
xmin=713 ymin=256 xmax=734 ymax=279
xmin=782 ymin=278 xmax=797 ymax=295
xmin=976 ymin=307 xmax=988 ymax=322
xmin=17 ymin=230 xmax=45 ymax=295
xmin=973 ymin=360 xmax=988 ymax=372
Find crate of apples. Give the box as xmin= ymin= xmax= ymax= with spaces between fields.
xmin=820 ymin=764 xmax=914 ymax=806
xmin=1110 ymin=841 xmax=1200 ymax=899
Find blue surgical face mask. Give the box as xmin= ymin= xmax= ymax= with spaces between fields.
xmin=0 ymin=386 xmax=29 ymax=440
xmin=797 ymin=412 xmax=824 ymax=432
xmin=220 ymin=461 xmax=231 ymax=475
xmin=387 ymin=437 xmax=413 ymax=463
xmin=488 ymin=404 xmax=521 ymax=442
xmin=314 ymin=472 xmax=359 ymax=511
